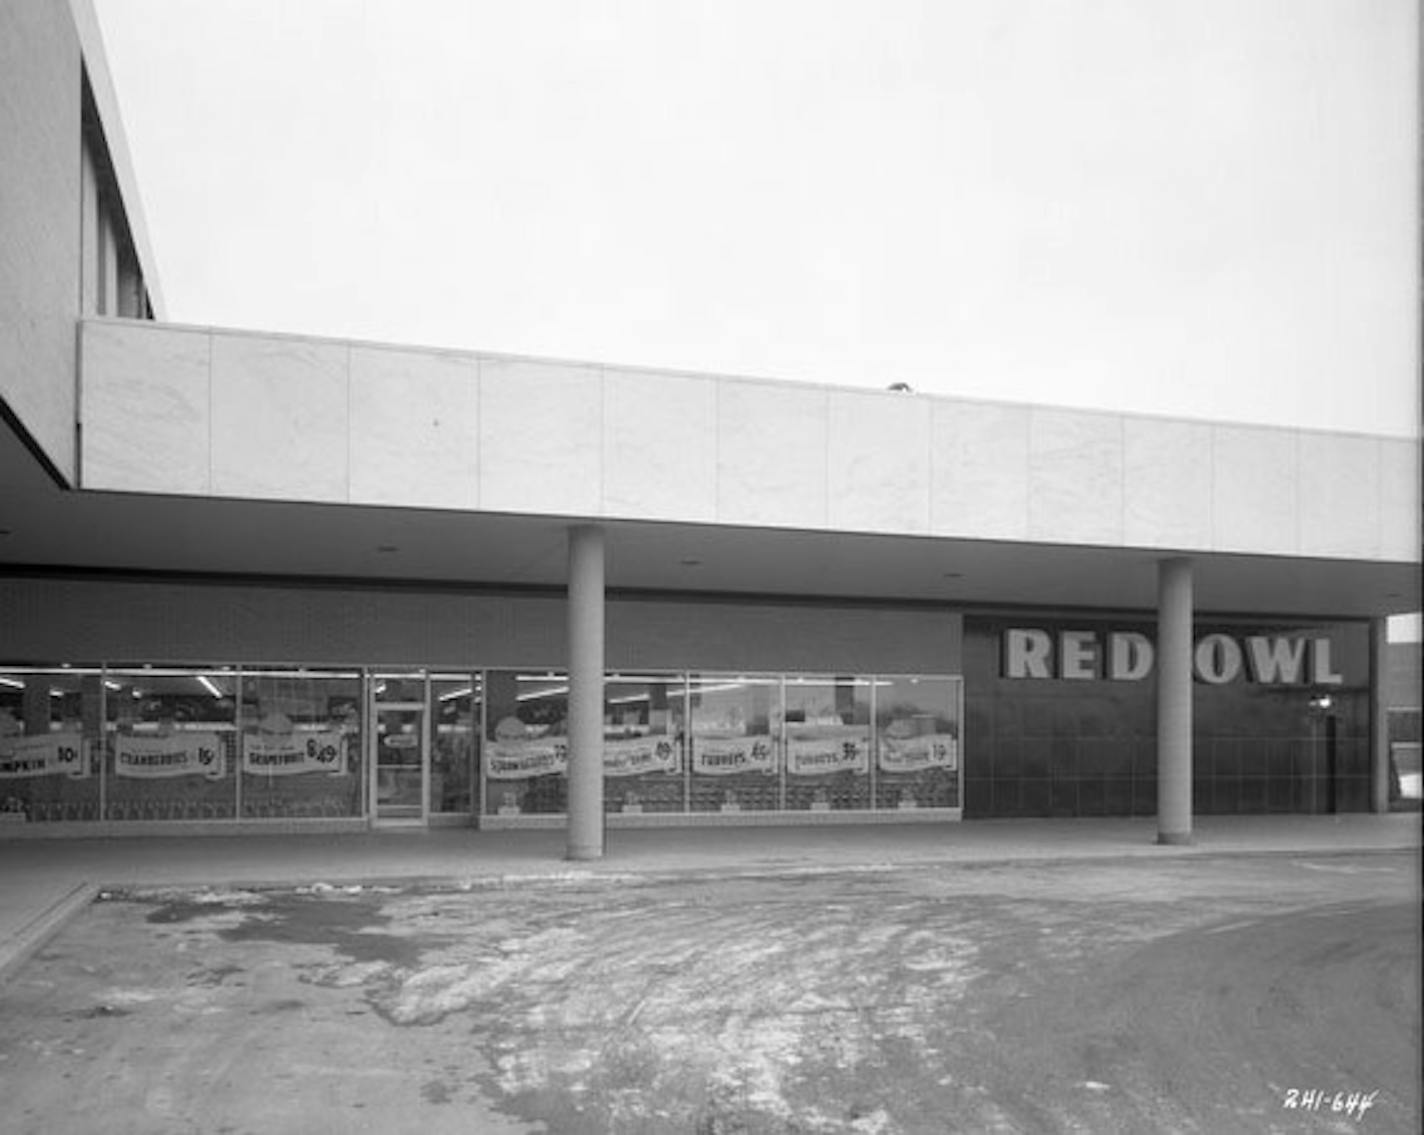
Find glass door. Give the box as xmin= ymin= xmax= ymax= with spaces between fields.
xmin=373 ymin=703 xmax=427 ymax=824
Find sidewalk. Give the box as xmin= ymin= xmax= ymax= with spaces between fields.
xmin=2 ymin=813 xmax=1419 ymax=983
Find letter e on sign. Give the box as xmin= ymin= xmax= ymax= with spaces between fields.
xmin=1004 ymin=629 xmax=1052 ymax=679
xmin=1059 ymin=631 xmax=1100 ymax=680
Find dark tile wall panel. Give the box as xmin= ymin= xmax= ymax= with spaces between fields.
xmin=964 ymin=614 xmax=1372 ymax=819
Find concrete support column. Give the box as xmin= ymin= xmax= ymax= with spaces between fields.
xmin=1156 ymin=557 xmax=1194 ymax=845
xmin=566 ymin=525 xmax=606 ymax=861
xmin=1369 ymin=617 xmax=1390 ymax=814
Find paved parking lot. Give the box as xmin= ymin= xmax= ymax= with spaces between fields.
xmin=0 ymin=848 xmax=1417 ymax=1134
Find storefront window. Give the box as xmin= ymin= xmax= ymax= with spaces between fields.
xmin=431 ymin=674 xmax=479 ymax=814
xmin=0 ymin=667 xmax=104 ymax=822
xmin=4 ymin=661 xmax=965 ymax=823
xmin=784 ymin=676 xmax=872 ymax=810
xmin=484 ymin=671 xmax=568 ymax=815
xmin=688 ymin=674 xmax=782 ymax=812
xmin=101 ymin=666 xmax=237 ymax=821
xmin=604 ymin=674 xmax=684 ymax=813
xmin=874 ymin=676 xmax=961 ymax=809
xmin=240 ymin=669 xmax=362 ymax=818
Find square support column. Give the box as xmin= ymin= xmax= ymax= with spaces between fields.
xmin=1156 ymin=557 xmax=1194 ymax=845
xmin=566 ymin=525 xmax=605 ymax=860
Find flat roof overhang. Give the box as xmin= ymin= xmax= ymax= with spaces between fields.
xmin=2 ymin=416 xmax=1417 ymax=620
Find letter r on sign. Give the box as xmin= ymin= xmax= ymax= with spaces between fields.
xmin=1004 ymin=629 xmax=1052 ymax=679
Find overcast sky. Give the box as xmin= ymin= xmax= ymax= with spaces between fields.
xmin=94 ymin=0 xmax=1419 ymax=439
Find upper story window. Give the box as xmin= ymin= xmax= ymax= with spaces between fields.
xmin=80 ymin=74 xmax=152 ymax=321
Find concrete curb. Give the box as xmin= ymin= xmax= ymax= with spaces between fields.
xmin=0 ymin=882 xmax=99 ymax=986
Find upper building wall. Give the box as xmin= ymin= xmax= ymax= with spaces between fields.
xmin=0 ymin=0 xmax=83 ymax=479
xmin=0 ymin=0 xmax=158 ymax=483
xmin=79 ymin=319 xmax=1421 ymax=564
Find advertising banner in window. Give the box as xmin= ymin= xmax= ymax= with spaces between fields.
xmin=690 ymin=736 xmax=777 ymax=777
xmin=116 ymin=733 xmax=226 ymax=779
xmin=878 ymin=735 xmax=958 ymax=774
xmin=487 ymin=737 xmax=680 ymax=780
xmin=603 ymin=736 xmax=679 ymax=777
xmin=785 ymin=735 xmax=869 ymax=777
xmin=486 ymin=739 xmax=567 ymax=779
xmin=0 ymin=733 xmax=90 ymax=779
xmin=242 ymin=731 xmax=348 ymax=776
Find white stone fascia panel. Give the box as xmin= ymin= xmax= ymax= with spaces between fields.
xmin=930 ymin=400 xmax=1030 ymax=540
xmin=1378 ymin=438 xmax=1421 ymax=562
xmin=1028 ymin=408 xmax=1124 ymax=545
xmin=1297 ymin=431 xmax=1381 ymax=558
xmin=75 ymin=322 xmax=1420 ymax=564
xmin=716 ymin=380 xmax=829 ymax=528
xmin=81 ymin=319 xmax=211 ymax=494
xmin=828 ymin=391 xmax=931 ymax=534
xmin=349 ymin=344 xmax=478 ymax=510
xmin=1211 ymin=424 xmax=1299 ymax=555
xmin=603 ymin=367 xmax=717 ymax=523
xmin=478 ymin=357 xmax=603 ymax=516
xmin=209 ymin=332 xmax=350 ymax=502
xmin=1123 ymin=417 xmax=1213 ymax=550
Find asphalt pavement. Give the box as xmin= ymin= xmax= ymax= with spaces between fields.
xmin=2 ymin=838 xmax=1419 ymax=1134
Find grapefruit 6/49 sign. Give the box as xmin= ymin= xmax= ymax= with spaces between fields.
xmin=243 ymin=732 xmax=348 ymax=776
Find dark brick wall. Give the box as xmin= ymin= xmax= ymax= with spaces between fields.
xmin=0 ymin=575 xmax=961 ymax=676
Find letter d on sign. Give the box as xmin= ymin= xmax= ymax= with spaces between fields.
xmin=1109 ymin=632 xmax=1154 ymax=680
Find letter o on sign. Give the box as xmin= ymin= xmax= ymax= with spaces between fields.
xmin=1194 ymin=633 xmax=1243 ymax=684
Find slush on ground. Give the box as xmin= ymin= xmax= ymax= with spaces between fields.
xmin=0 ymin=853 xmax=1417 ymax=1134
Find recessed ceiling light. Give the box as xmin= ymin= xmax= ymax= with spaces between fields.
xmin=377 ymin=544 xmax=399 ymax=553
xmin=942 ymin=572 xmax=963 ymax=580
xmin=680 ymin=557 xmax=702 ymax=567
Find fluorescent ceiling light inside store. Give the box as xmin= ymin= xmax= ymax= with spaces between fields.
xmin=517 ymin=685 xmax=570 ymax=703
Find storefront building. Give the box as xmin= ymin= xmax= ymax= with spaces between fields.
xmin=2 ymin=1 xmax=1419 ymax=848
xmin=0 ymin=581 xmax=1402 ymax=838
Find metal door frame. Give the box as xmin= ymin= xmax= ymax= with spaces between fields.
xmin=370 ymin=691 xmax=430 ymax=827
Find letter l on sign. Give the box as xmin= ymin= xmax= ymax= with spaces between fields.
xmin=1311 ymin=639 xmax=1344 ymax=685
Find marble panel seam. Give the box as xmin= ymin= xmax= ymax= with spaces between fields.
xmin=598 ymin=365 xmax=608 ymax=518
xmin=205 ymin=330 xmax=214 ymax=495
